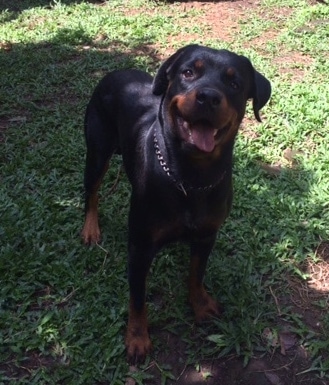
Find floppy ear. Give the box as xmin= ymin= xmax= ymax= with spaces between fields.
xmin=152 ymin=44 xmax=200 ymax=96
xmin=251 ymin=70 xmax=272 ymax=122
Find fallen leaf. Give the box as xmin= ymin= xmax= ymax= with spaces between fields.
xmin=283 ymin=147 xmax=304 ymax=163
xmin=256 ymin=161 xmax=283 ymax=176
xmin=279 ymin=331 xmax=297 ymax=355
xmin=262 ymin=327 xmax=279 ymax=347
xmin=265 ymin=371 xmax=284 ymax=385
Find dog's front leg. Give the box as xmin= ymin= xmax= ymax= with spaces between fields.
xmin=125 ymin=241 xmax=154 ymax=364
xmin=189 ymin=236 xmax=221 ymax=323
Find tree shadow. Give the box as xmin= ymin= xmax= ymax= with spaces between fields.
xmin=162 ymin=0 xmax=239 ymax=2
xmin=0 ymin=0 xmax=245 ymax=15
xmin=0 ymin=0 xmax=104 ymax=12
xmin=0 ymin=26 xmax=161 ymax=128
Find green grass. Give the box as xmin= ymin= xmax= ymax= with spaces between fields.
xmin=1 ymin=0 xmax=329 ymax=383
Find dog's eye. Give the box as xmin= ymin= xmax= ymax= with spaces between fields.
xmin=182 ymin=69 xmax=194 ymax=79
xmin=230 ymin=81 xmax=239 ymax=90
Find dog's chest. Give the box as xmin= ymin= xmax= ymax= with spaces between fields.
xmin=181 ymin=197 xmax=209 ymax=230
xmin=150 ymin=189 xmax=228 ymax=247
xmin=175 ymin=193 xmax=223 ymax=236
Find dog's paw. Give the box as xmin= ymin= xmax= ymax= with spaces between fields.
xmin=125 ymin=330 xmax=152 ymax=365
xmin=190 ymin=286 xmax=221 ymax=323
xmin=80 ymin=222 xmax=101 ymax=245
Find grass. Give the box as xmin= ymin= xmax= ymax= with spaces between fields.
xmin=1 ymin=0 xmax=329 ymax=383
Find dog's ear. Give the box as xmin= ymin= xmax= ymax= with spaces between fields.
xmin=251 ymin=70 xmax=271 ymax=122
xmin=152 ymin=44 xmax=200 ymax=96
xmin=241 ymin=55 xmax=271 ymax=121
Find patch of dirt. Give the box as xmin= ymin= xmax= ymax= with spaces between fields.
xmin=131 ymin=314 xmax=328 ymax=384
xmin=160 ymin=1 xmax=314 ymax=82
xmin=273 ymin=52 xmax=315 ymax=82
xmin=0 ymin=351 xmax=59 ymax=382
xmin=172 ymin=0 xmax=250 ymax=43
xmin=309 ymin=242 xmax=329 ymax=293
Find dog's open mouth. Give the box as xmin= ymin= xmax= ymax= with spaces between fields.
xmin=176 ymin=116 xmax=225 ymax=153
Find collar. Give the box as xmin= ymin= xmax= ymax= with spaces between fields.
xmin=153 ymin=126 xmax=226 ymax=196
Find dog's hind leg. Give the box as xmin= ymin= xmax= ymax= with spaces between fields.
xmin=81 ymin=107 xmax=117 ymax=245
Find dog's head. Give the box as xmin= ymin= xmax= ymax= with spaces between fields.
xmin=153 ymin=44 xmax=271 ymax=153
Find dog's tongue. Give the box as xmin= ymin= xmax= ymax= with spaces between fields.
xmin=190 ymin=125 xmax=215 ymax=153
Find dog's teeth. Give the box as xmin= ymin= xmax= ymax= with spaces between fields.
xmin=213 ymin=129 xmax=219 ymax=136
xmin=183 ymin=121 xmax=189 ymax=129
xmin=182 ymin=121 xmax=192 ymax=136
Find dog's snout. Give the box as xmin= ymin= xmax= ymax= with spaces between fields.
xmin=196 ymin=88 xmax=222 ymax=108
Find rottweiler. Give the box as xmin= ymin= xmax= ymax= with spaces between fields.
xmin=81 ymin=44 xmax=271 ymax=364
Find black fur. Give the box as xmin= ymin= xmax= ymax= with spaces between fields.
xmin=81 ymin=44 xmax=271 ymax=364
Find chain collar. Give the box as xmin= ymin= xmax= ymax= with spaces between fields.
xmin=153 ymin=127 xmax=226 ymax=196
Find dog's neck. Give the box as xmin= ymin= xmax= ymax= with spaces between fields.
xmin=153 ymin=126 xmax=226 ymax=196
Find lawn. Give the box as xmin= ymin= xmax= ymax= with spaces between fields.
xmin=0 ymin=0 xmax=329 ymax=384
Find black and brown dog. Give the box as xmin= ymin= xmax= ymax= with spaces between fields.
xmin=81 ymin=44 xmax=271 ymax=364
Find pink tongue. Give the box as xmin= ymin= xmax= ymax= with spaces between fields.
xmin=190 ymin=127 xmax=215 ymax=153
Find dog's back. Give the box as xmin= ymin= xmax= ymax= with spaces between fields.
xmin=85 ymin=69 xmax=157 ymax=139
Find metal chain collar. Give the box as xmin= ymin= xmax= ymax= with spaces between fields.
xmin=153 ymin=127 xmax=226 ymax=196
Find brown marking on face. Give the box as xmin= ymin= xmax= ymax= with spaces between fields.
xmin=170 ymin=92 xmax=235 ymax=128
xmin=172 ymin=92 xmax=198 ymax=117
xmin=194 ymin=59 xmax=205 ymax=71
xmin=226 ymin=67 xmax=236 ymax=77
xmin=168 ymin=91 xmax=240 ymax=155
xmin=217 ymin=113 xmax=240 ymax=146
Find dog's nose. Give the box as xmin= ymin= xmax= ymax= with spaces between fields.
xmin=196 ymin=88 xmax=222 ymax=108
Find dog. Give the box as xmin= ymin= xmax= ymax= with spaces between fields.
xmin=81 ymin=44 xmax=271 ymax=364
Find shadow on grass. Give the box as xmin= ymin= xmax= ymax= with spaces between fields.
xmin=0 ymin=25 xmax=159 ymax=383
xmin=0 ymin=0 xmax=248 ymax=15
xmin=163 ymin=0 xmax=240 ymax=2
xmin=0 ymin=0 xmax=104 ymax=12
xmin=0 ymin=27 xmax=161 ymax=130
